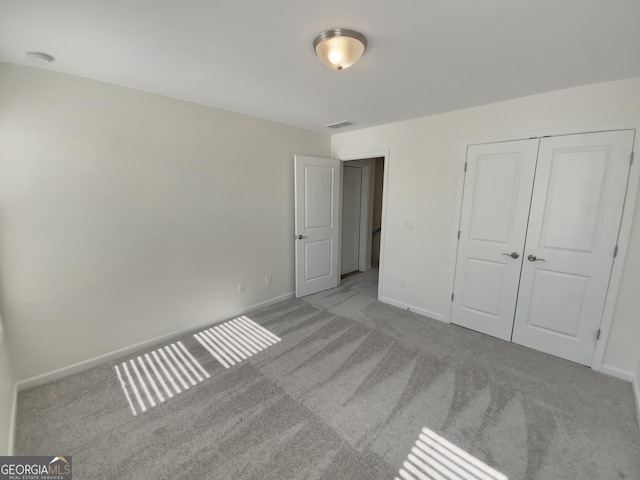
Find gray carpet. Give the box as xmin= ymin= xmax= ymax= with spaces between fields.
xmin=15 ymin=270 xmax=640 ymax=479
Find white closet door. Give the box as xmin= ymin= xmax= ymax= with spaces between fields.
xmin=512 ymin=130 xmax=634 ymax=365
xmin=452 ymin=139 xmax=539 ymax=340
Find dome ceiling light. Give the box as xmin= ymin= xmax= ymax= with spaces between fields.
xmin=313 ymin=29 xmax=367 ymax=71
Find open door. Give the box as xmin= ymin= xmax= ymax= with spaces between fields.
xmin=294 ymin=155 xmax=342 ymax=298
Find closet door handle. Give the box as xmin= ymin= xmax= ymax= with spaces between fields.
xmin=527 ymin=254 xmax=545 ymax=262
xmin=502 ymin=252 xmax=520 ymax=259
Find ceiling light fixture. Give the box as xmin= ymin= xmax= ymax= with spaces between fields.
xmin=313 ymin=29 xmax=367 ymax=71
xmin=26 ymin=52 xmax=55 ymax=66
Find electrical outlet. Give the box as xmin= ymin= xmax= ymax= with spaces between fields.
xmin=400 ymin=277 xmax=407 ymax=287
xmin=266 ymin=274 xmax=273 ymax=286
xmin=239 ymin=282 xmax=246 ymax=293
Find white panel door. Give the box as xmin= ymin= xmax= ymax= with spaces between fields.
xmin=341 ymin=166 xmax=362 ymax=275
xmin=452 ymin=139 xmax=539 ymax=340
xmin=294 ymin=155 xmax=342 ymax=298
xmin=512 ymin=130 xmax=634 ymax=364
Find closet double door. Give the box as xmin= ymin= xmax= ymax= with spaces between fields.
xmin=452 ymin=130 xmax=634 ymax=365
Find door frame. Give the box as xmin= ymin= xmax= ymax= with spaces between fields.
xmin=447 ymin=121 xmax=639 ymax=374
xmin=338 ymin=150 xmax=390 ymax=301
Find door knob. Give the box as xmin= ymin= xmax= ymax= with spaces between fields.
xmin=502 ymin=252 xmax=520 ymax=259
xmin=295 ymin=234 xmax=307 ymax=240
xmin=527 ymin=254 xmax=545 ymax=262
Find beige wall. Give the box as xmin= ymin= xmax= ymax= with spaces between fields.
xmin=0 ymin=62 xmax=330 ymax=381
xmin=332 ymin=77 xmax=640 ymax=376
xmin=0 ymin=336 xmax=15 ymax=454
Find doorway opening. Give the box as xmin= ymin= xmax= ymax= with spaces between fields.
xmin=293 ymin=151 xmax=389 ymax=300
xmin=340 ymin=157 xmax=385 ymax=286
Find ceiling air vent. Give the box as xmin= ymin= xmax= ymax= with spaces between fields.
xmin=325 ymin=120 xmax=354 ymax=129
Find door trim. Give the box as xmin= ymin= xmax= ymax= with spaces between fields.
xmin=447 ymin=121 xmax=639 ymax=372
xmin=338 ymin=149 xmax=390 ymax=302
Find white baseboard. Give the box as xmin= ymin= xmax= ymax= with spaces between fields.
xmin=379 ymin=296 xmax=447 ymax=323
xmin=17 ymin=291 xmax=295 ymax=392
xmin=245 ymin=291 xmax=295 ymax=314
xmin=7 ymin=382 xmax=17 ymax=455
xmin=598 ymin=364 xmax=635 ymax=382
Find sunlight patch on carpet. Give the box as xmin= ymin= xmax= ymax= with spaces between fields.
xmin=396 ymin=427 xmax=508 ymax=480
xmin=114 ymin=341 xmax=209 ymax=416
xmin=193 ymin=316 xmax=281 ymax=368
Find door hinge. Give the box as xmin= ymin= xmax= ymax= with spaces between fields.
xmin=631 ymin=152 xmax=635 ymax=166
xmin=464 ymin=162 xmax=467 ymax=173
xmin=614 ymin=245 xmax=619 ymax=258
xmin=457 ymin=230 xmax=461 ymax=239
xmin=451 ymin=292 xmax=454 ymax=301
xmin=596 ymin=329 xmax=601 ymax=341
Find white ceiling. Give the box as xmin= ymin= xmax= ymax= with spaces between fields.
xmin=1 ymin=0 xmax=639 ymax=133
